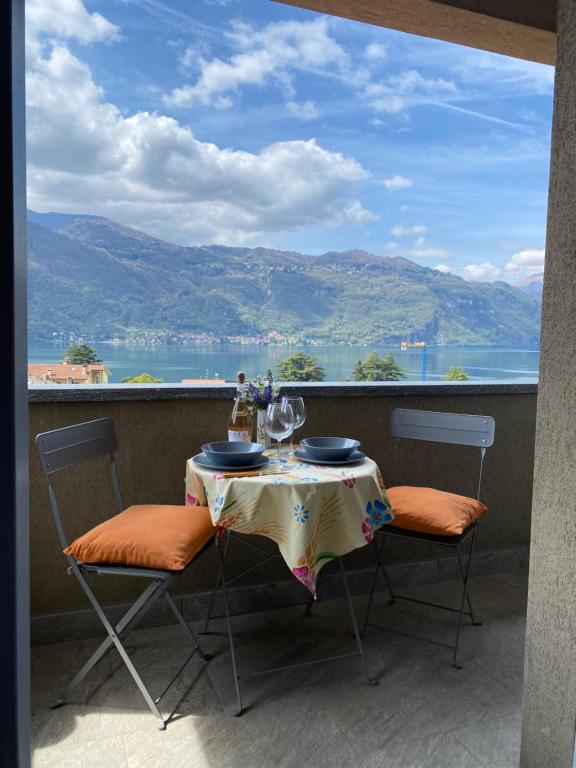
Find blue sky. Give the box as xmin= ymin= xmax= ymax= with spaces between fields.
xmin=25 ymin=0 xmax=554 ymax=281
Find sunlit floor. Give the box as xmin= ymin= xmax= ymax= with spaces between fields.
xmin=31 ymin=570 xmax=527 ymax=768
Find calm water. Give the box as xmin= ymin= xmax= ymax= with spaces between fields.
xmin=28 ymin=342 xmax=540 ymax=384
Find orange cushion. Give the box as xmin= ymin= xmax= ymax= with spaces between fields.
xmin=64 ymin=505 xmax=215 ymax=571
xmin=386 ymin=486 xmax=487 ymax=536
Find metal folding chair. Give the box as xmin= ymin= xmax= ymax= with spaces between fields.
xmin=36 ymin=418 xmax=214 ymax=730
xmin=362 ymin=408 xmax=496 ymax=669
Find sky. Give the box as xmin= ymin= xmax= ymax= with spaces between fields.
xmin=25 ymin=0 xmax=554 ymax=282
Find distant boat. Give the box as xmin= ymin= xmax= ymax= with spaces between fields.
xmin=400 ymin=341 xmax=426 ymax=351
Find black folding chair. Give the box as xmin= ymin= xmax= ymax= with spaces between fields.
xmin=362 ymin=408 xmax=495 ymax=669
xmin=36 ymin=417 xmax=216 ymax=729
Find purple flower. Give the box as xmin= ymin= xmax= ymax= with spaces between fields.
xmin=248 ymin=375 xmax=280 ymax=410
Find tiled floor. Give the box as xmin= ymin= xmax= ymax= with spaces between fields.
xmin=31 ymin=570 xmax=527 ymax=768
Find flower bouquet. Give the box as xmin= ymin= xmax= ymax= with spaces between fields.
xmin=247 ymin=371 xmax=280 ymax=447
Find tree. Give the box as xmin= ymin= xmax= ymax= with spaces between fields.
xmin=277 ymin=352 xmax=325 ymax=382
xmin=443 ymin=366 xmax=470 ymax=381
xmin=353 ymin=352 xmax=406 ymax=382
xmin=121 ymin=373 xmax=164 ymax=384
xmin=63 ymin=342 xmax=100 ymax=365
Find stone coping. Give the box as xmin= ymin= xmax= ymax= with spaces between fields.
xmin=28 ymin=380 xmax=538 ymax=403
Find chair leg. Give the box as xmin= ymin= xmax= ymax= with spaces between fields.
xmin=68 ymin=566 xmax=169 ymax=729
xmin=452 ymin=526 xmax=478 ymax=670
xmin=164 ymin=591 xmax=211 ymax=661
xmin=361 ymin=542 xmax=380 ymax=638
xmin=362 ymin=534 xmax=394 ymax=638
xmin=455 ymin=544 xmax=481 ymax=627
xmin=201 ymin=571 xmax=221 ymax=635
xmin=202 ymin=531 xmax=232 ymax=634
xmin=53 ymin=578 xmax=166 ymax=709
xmin=338 ymin=557 xmax=377 ymax=686
xmin=217 ymin=538 xmax=243 ymax=716
xmin=375 ymin=534 xmax=395 ymax=604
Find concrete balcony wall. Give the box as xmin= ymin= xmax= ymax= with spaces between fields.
xmin=28 ymin=384 xmax=537 ymax=624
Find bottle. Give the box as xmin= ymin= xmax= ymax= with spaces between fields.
xmin=228 ymin=371 xmax=253 ymax=442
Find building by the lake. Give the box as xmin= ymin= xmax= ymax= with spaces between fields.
xmin=28 ymin=363 xmax=110 ymax=385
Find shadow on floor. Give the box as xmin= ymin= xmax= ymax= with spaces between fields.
xmin=31 ymin=570 xmax=527 ymax=768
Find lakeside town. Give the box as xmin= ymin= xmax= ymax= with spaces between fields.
xmin=36 ymin=328 xmax=447 ymax=348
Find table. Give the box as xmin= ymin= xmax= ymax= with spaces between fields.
xmin=185 ymin=450 xmax=393 ymax=596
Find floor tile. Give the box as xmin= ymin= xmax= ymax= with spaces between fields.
xmin=391 ymin=662 xmax=520 ymax=742
xmin=453 ymin=710 xmax=522 ymax=768
xmin=32 ymin=735 xmax=128 ymax=768
xmin=359 ymin=732 xmax=483 ymax=768
xmin=473 ymin=651 xmax=524 ymax=701
xmin=31 ymin=571 xmax=528 ymax=768
xmin=31 ymin=637 xmax=115 ymax=712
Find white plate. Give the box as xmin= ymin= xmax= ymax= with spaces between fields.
xmin=192 ymin=453 xmax=270 ymax=471
xmin=294 ymin=449 xmax=366 ymax=466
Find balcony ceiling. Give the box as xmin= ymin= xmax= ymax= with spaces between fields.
xmin=273 ymin=0 xmax=557 ymax=65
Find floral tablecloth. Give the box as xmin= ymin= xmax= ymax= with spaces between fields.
xmin=185 ymin=451 xmax=393 ymax=595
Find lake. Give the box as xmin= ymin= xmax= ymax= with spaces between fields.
xmin=28 ymin=341 xmax=540 ymax=384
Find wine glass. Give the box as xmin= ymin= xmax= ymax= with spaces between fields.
xmin=265 ymin=402 xmax=294 ymax=462
xmin=281 ymin=396 xmax=306 ymax=454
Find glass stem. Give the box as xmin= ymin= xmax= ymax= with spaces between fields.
xmin=290 ymin=433 xmax=294 ymax=455
xmin=277 ymin=439 xmax=282 ymax=462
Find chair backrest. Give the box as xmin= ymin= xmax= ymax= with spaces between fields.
xmin=390 ymin=408 xmax=495 ymax=499
xmin=36 ymin=417 xmax=117 ymax=476
xmin=35 ymin=418 xmax=123 ymax=549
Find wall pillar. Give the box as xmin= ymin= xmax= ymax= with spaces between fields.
xmin=521 ymin=0 xmax=576 ymax=766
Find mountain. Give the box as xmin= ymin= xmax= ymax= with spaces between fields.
xmin=514 ymin=273 xmax=544 ymax=298
xmin=27 ymin=211 xmax=542 ymax=346
xmin=27 ymin=210 xmax=103 ymax=231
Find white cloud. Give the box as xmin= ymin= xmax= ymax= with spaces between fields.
xmin=434 ymin=264 xmax=452 ymax=273
xmin=458 ymin=50 xmax=554 ymax=96
xmin=364 ymin=43 xmax=386 ymax=61
xmin=460 ymin=262 xmax=502 ymax=281
xmin=164 ymin=18 xmax=460 ymax=125
xmin=286 ymin=99 xmax=318 ymax=120
xmin=505 ymin=249 xmax=545 ymax=277
xmin=26 ymin=9 xmax=374 ymax=245
xmin=26 ymin=0 xmax=120 ymax=45
xmin=164 ymin=48 xmax=273 ymax=108
xmin=178 ymin=43 xmax=212 ymax=73
xmin=164 ymin=17 xmax=351 ymax=109
xmin=410 ymin=241 xmax=450 ymax=260
xmin=381 ymin=175 xmax=413 ymax=190
xmin=364 ymin=69 xmax=457 ymax=114
xmin=341 ymin=200 xmax=378 ymax=224
xmin=390 ymin=224 xmax=427 ymax=237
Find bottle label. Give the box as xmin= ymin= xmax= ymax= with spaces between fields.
xmin=228 ymin=430 xmax=251 ymax=442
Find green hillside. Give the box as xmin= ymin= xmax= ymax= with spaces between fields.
xmin=27 ymin=212 xmax=542 ymax=346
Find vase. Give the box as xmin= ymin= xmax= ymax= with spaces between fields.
xmin=256 ymin=409 xmax=271 ymax=448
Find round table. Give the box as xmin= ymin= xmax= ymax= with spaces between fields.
xmin=185 ymin=450 xmax=393 ymax=595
